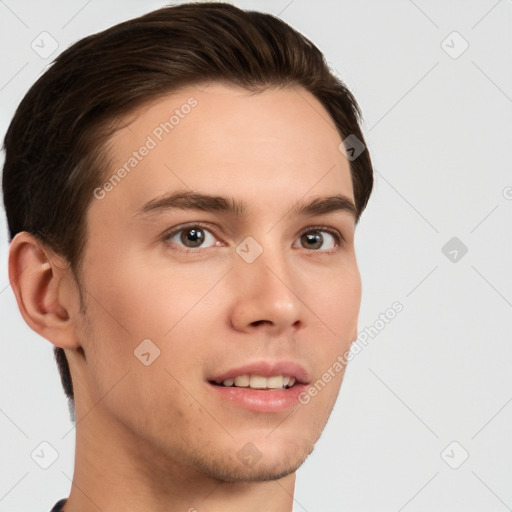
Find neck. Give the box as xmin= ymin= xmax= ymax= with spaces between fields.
xmin=63 ymin=409 xmax=296 ymax=512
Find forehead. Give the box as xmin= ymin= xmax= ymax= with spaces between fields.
xmin=95 ymin=82 xmax=353 ymax=217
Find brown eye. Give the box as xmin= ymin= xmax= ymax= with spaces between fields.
xmin=180 ymin=227 xmax=204 ymax=247
xmin=166 ymin=226 xmax=217 ymax=249
xmin=296 ymin=230 xmax=339 ymax=251
xmin=301 ymin=231 xmax=323 ymax=250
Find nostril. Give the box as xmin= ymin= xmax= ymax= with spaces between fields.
xmin=251 ymin=320 xmax=271 ymax=327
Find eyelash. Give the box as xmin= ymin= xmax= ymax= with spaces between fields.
xmin=162 ymin=222 xmax=344 ymax=254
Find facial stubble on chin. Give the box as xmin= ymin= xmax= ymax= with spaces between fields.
xmin=185 ymin=398 xmax=347 ymax=484
xmin=181 ymin=435 xmax=317 ymax=483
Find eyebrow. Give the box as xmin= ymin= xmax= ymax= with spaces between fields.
xmin=137 ymin=190 xmax=357 ymax=220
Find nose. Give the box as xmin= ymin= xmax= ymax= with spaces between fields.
xmin=228 ymin=244 xmax=305 ymax=336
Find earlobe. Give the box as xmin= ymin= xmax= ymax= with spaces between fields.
xmin=8 ymin=232 xmax=79 ymax=349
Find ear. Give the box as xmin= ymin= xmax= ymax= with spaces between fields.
xmin=8 ymin=232 xmax=82 ymax=349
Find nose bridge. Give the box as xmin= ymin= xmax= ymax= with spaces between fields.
xmin=229 ymin=233 xmax=303 ymax=332
xmin=237 ymin=232 xmax=293 ymax=292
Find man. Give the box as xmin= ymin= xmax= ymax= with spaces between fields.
xmin=3 ymin=2 xmax=373 ymax=511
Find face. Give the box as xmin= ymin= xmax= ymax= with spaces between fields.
xmin=70 ymin=82 xmax=361 ymax=482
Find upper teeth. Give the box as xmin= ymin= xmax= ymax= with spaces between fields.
xmin=220 ymin=375 xmax=296 ymax=389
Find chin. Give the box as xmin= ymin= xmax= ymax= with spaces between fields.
xmin=188 ymin=437 xmax=316 ymax=483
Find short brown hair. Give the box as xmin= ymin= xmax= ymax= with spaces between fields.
xmin=2 ymin=2 xmax=373 ymax=411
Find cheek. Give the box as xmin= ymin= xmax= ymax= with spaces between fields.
xmin=82 ymin=250 xmax=214 ymax=340
xmin=305 ymin=259 xmax=362 ymax=337
xmin=300 ymin=260 xmax=361 ymax=404
xmin=78 ymin=257 xmax=216 ymax=393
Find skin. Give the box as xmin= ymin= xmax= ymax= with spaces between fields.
xmin=9 ymin=82 xmax=361 ymax=512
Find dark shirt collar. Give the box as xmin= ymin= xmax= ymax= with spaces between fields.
xmin=50 ymin=498 xmax=67 ymax=512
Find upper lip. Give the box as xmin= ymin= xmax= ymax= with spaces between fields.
xmin=209 ymin=361 xmax=311 ymax=385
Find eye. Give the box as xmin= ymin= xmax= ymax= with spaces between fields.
xmin=165 ymin=225 xmax=219 ymax=250
xmin=295 ymin=228 xmax=341 ymax=251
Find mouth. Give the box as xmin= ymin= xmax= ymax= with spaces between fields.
xmin=208 ymin=360 xmax=310 ymax=389
xmin=209 ymin=374 xmax=299 ymax=390
xmin=207 ymin=361 xmax=310 ymax=412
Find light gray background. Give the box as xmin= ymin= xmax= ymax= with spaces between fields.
xmin=1 ymin=1 xmax=511 ymax=511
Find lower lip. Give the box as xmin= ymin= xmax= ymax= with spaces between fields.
xmin=208 ymin=382 xmax=308 ymax=412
